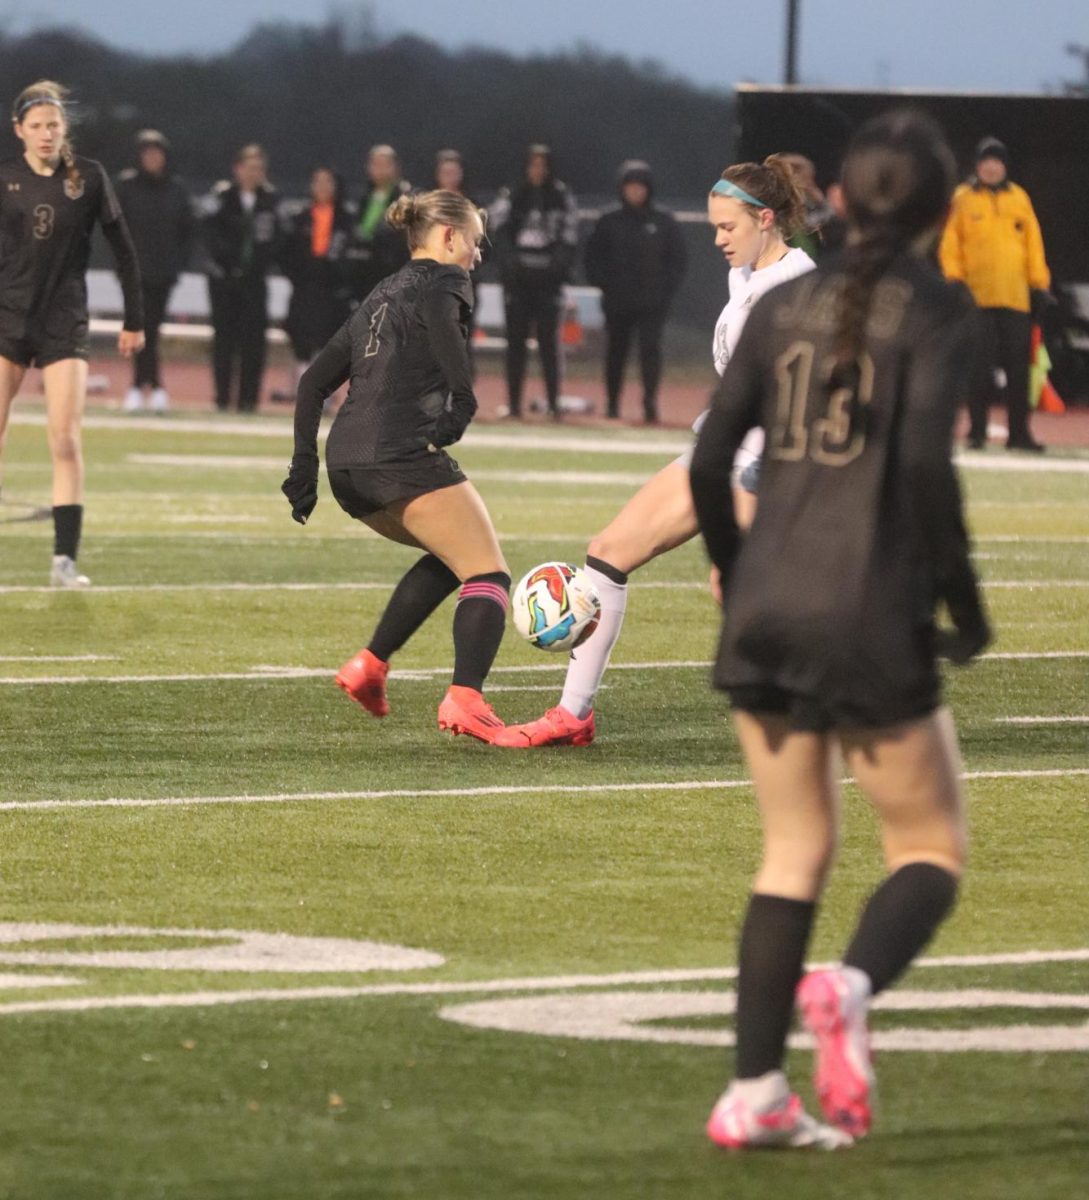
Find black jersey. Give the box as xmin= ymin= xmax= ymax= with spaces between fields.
xmin=292 ymin=259 xmax=476 ymax=470
xmin=0 ymin=154 xmax=143 ymax=339
xmin=690 ymin=252 xmax=987 ymax=718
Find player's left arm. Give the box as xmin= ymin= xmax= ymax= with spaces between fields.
xmin=422 ymin=272 xmax=477 ymax=447
xmin=690 ymin=303 xmax=766 ymax=587
xmin=96 ymin=165 xmax=145 ymax=355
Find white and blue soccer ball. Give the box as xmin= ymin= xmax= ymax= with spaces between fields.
xmin=511 ymin=561 xmax=601 ymax=653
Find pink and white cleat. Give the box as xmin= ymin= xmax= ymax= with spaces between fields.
xmin=706 ymin=1078 xmax=852 ymax=1150
xmin=797 ymin=967 xmax=875 ymax=1138
xmin=492 ymin=705 xmax=595 ymax=748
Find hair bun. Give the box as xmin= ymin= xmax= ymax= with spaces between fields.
xmin=386 ymin=194 xmax=417 ymax=231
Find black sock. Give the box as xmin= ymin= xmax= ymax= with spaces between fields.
xmin=844 ymin=862 xmax=959 ymax=995
xmin=585 ymin=554 xmax=628 ymax=586
xmin=734 ymin=893 xmax=817 ymax=1079
xmin=368 ymin=554 xmax=460 ymax=662
xmin=52 ymin=504 xmax=83 ymax=559
xmin=451 ymin=571 xmax=510 ymax=691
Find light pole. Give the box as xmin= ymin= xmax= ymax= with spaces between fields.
xmin=785 ymin=0 xmax=800 ymax=85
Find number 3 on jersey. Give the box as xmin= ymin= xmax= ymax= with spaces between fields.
xmin=33 ymin=203 xmax=55 ymax=240
xmin=364 ymin=303 xmax=389 ymax=358
xmin=769 ymin=341 xmax=873 ymax=467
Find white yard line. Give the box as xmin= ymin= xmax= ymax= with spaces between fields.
xmin=3 ymin=578 xmax=1088 ymax=596
xmin=1 ymin=650 xmax=1086 ymax=688
xmin=995 ymin=716 xmax=1089 ymax=725
xmin=0 ymin=947 xmax=1084 ymax=1018
xmin=0 ymin=655 xmax=118 ymax=663
xmin=0 ymin=767 xmax=1085 ymax=815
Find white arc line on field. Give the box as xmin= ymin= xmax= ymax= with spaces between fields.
xmin=0 ymin=948 xmax=1085 ymax=1018
xmin=0 ymin=767 xmax=1086 ymax=814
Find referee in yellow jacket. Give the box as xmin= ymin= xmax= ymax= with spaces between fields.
xmin=939 ymin=137 xmax=1050 ymax=451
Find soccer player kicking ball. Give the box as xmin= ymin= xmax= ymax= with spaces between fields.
xmin=690 ymin=111 xmax=990 ymax=1149
xmin=495 ymin=155 xmax=815 ymax=748
xmin=283 ymin=191 xmax=511 ymax=743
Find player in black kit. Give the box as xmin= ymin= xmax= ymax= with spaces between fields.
xmin=282 ymin=190 xmax=511 ymax=744
xmin=691 ymin=112 xmax=991 ymax=1149
xmin=0 ymin=80 xmax=144 ymax=587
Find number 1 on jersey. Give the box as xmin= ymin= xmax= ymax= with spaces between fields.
xmin=364 ymin=303 xmax=388 ymax=358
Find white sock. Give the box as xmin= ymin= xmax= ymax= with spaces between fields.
xmin=839 ymin=964 xmax=873 ymax=1006
xmin=730 ymin=1069 xmax=790 ymax=1110
xmin=559 ymin=563 xmax=628 ymax=720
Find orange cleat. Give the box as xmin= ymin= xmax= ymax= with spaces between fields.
xmin=437 ymin=685 xmax=506 ymax=744
xmin=335 ymin=647 xmax=390 ymax=717
xmin=492 ymin=705 xmax=595 ymax=748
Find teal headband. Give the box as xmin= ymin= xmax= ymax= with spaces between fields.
xmin=711 ymin=178 xmax=767 ymax=208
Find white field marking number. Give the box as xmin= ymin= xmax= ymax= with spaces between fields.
xmin=0 ymin=925 xmax=1085 ymax=1053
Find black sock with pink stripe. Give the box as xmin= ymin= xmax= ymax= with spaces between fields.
xmin=368 ymin=554 xmax=460 ymax=662
xmin=451 ymin=571 xmax=510 ymax=691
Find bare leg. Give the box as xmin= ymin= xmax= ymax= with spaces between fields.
xmin=0 ymin=357 xmax=27 ymax=499
xmin=41 ymin=358 xmax=88 ymax=506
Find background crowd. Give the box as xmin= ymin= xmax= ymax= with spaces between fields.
xmin=109 ymin=126 xmax=1053 ymax=448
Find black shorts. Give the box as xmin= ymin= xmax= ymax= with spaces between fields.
xmin=328 ymin=452 xmax=467 ymax=519
xmin=726 ymin=681 xmax=940 ymax=734
xmin=0 ymin=328 xmax=89 ymax=369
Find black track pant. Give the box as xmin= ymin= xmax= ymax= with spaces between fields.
xmin=133 ymin=282 xmax=173 ymax=389
xmin=973 ymin=307 xmax=1032 ymax=444
xmin=604 ymin=307 xmax=666 ymax=421
xmin=208 ymin=276 xmax=268 ymax=412
xmin=503 ymin=285 xmax=562 ymax=414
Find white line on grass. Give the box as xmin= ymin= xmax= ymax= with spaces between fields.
xmin=0 ymin=655 xmax=118 ymax=663
xmin=1 ymin=767 xmax=1086 ymax=814
xmin=0 ymin=948 xmax=1085 ymax=1018
xmin=1 ymin=650 xmax=1086 ymax=688
xmin=3 ymin=579 xmax=1088 ymax=596
xmin=995 ymin=716 xmax=1089 ymax=725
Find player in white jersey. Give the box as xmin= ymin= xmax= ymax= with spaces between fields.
xmin=495 ymin=156 xmax=814 ymax=748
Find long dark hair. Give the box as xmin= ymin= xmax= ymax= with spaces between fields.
xmin=834 ymin=110 xmax=956 ymax=371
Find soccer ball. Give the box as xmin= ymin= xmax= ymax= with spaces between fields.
xmin=511 ymin=562 xmax=601 ymax=652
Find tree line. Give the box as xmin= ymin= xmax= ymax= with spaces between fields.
xmin=0 ymin=22 xmax=735 ymax=200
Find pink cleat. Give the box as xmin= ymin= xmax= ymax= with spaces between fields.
xmin=335 ymin=647 xmax=390 ymax=718
xmin=492 ymin=705 xmax=595 ymax=748
xmin=437 ymin=686 xmax=506 ymax=744
xmin=706 ymin=1083 xmax=852 ymax=1150
xmin=797 ymin=967 xmax=875 ymax=1138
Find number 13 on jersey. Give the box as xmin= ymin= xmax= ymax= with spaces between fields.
xmin=768 ymin=341 xmax=873 ymax=467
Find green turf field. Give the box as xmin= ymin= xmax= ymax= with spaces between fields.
xmin=1 ymin=405 xmax=1087 ymax=1199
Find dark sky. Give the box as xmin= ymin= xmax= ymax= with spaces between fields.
xmin=8 ymin=0 xmax=1088 ymax=93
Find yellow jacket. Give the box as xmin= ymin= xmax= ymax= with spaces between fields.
xmin=939 ymin=181 xmax=1050 ymax=312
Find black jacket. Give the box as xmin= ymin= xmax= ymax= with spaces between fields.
xmin=115 ymin=168 xmax=194 ymax=288
xmin=201 ymin=181 xmax=280 ymax=281
xmin=584 ymin=200 xmax=686 ymax=313
xmin=490 ymin=178 xmax=578 ymax=291
xmin=346 ymin=179 xmax=413 ymax=303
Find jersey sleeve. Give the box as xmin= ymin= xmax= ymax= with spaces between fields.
xmin=93 ymin=163 xmax=144 ymax=330
xmin=293 ymin=319 xmax=353 ymax=460
xmin=422 ymin=269 xmax=477 ymax=447
xmin=690 ymin=298 xmax=769 ymax=580
xmin=901 ymin=292 xmax=988 ymax=632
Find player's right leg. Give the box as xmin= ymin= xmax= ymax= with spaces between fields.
xmin=386 ymin=482 xmax=511 ymax=743
xmin=798 ymin=709 xmax=965 ymax=1138
xmin=0 ymin=356 xmax=28 ymax=503
xmin=707 ymin=714 xmax=848 ymax=1150
xmin=496 ymin=460 xmax=698 ymax=748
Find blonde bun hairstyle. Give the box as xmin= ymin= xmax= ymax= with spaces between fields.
xmin=387 ymin=189 xmax=484 ymax=251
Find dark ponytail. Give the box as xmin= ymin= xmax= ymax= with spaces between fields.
xmin=833 ymin=110 xmax=955 ymax=372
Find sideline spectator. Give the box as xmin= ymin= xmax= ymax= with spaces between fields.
xmin=279 ymin=167 xmax=354 ymax=396
xmin=115 ymin=129 xmax=193 ymax=413
xmin=584 ymin=159 xmax=687 ymax=423
xmin=939 ymin=137 xmax=1051 ymax=451
xmin=202 ymin=144 xmax=279 ymax=412
xmin=490 ymin=144 xmax=578 ymax=419
xmin=347 ymin=144 xmax=412 ymax=303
